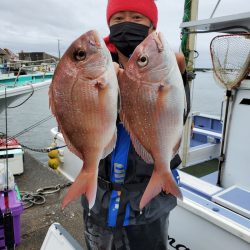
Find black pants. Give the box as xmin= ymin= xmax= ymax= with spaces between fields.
xmin=83 ymin=212 xmax=169 ymax=250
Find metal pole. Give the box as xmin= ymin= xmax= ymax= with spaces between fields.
xmin=210 ymin=0 xmax=222 ymax=18
xmin=57 ymin=39 xmax=61 ymax=60
xmin=4 ymin=88 xmax=15 ymax=250
xmin=217 ymin=90 xmax=232 ymax=186
xmin=181 ymin=0 xmax=199 ymax=167
xmin=4 ymin=88 xmax=9 ymax=191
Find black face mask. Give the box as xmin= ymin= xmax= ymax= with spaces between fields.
xmin=109 ymin=22 xmax=150 ymax=58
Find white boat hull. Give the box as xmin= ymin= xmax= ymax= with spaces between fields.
xmin=50 ymin=123 xmax=250 ymax=250
xmin=0 ymin=80 xmax=51 ymax=113
xmin=169 ymin=197 xmax=250 ymax=250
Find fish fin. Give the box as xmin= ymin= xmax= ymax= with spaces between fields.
xmin=48 ymin=84 xmax=55 ymax=115
xmin=119 ymin=110 xmax=131 ymax=140
xmin=62 ymin=167 xmax=98 ymax=209
xmin=139 ymin=170 xmax=182 ymax=210
xmin=119 ymin=110 xmax=127 ymax=128
xmin=117 ymin=68 xmax=124 ymax=113
xmin=119 ymin=111 xmax=154 ymax=164
xmin=102 ymin=130 xmax=117 ymax=159
xmin=117 ymin=88 xmax=121 ymax=113
xmin=158 ymin=82 xmax=171 ymax=94
xmin=130 ymin=134 xmax=154 ymax=164
xmin=95 ymin=77 xmax=108 ymax=89
xmin=59 ymin=127 xmax=82 ymax=159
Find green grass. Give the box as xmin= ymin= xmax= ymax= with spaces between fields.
xmin=181 ymin=159 xmax=219 ymax=178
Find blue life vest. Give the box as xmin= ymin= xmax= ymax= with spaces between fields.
xmin=108 ymin=123 xmax=180 ymax=227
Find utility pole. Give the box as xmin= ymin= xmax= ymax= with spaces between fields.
xmin=57 ymin=39 xmax=61 ymax=60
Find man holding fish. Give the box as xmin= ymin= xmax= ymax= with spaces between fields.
xmin=49 ymin=0 xmax=190 ymax=249
xmin=81 ymin=0 xmax=189 ymax=249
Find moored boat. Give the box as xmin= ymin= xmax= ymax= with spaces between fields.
xmin=0 ymin=59 xmax=56 ymax=113
xmin=167 ymin=1 xmax=250 ymax=249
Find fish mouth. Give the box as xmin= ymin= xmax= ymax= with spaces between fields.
xmin=152 ymin=32 xmax=164 ymax=52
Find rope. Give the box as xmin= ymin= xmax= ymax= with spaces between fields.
xmin=8 ymin=84 xmax=35 ymax=108
xmin=210 ymin=0 xmax=222 ymax=18
xmin=19 ymin=143 xmax=67 ymax=153
xmin=0 ymin=132 xmax=67 ymax=153
xmin=0 ymin=114 xmax=67 ymax=152
xmin=0 ymin=115 xmax=53 ymax=145
xmin=12 ymin=115 xmax=54 ymax=138
xmin=4 ymin=58 xmax=57 ymax=67
xmin=20 ymin=182 xmax=72 ymax=209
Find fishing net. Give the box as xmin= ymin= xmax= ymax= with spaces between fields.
xmin=210 ymin=33 xmax=250 ymax=90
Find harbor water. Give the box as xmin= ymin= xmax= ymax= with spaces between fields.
xmin=0 ymin=71 xmax=225 ymax=165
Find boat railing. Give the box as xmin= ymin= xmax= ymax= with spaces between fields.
xmin=3 ymin=58 xmax=57 ymax=87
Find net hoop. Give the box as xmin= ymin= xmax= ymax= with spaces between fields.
xmin=210 ymin=33 xmax=250 ymax=90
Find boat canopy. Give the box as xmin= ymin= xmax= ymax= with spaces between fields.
xmin=180 ymin=12 xmax=250 ymax=33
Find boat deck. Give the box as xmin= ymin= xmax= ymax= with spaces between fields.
xmin=181 ymin=158 xmax=219 ymax=179
xmin=14 ymin=152 xmax=87 ymax=249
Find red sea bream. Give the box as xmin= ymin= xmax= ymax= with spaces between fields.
xmin=119 ymin=31 xmax=186 ymax=209
xmin=49 ymin=30 xmax=119 ymax=209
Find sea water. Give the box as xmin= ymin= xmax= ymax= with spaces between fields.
xmin=0 ymin=71 xmax=225 ymax=165
xmin=0 ymin=86 xmax=57 ymax=164
xmin=191 ymin=71 xmax=225 ymax=116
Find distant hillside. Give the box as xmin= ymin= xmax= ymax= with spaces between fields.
xmin=194 ymin=68 xmax=212 ymax=72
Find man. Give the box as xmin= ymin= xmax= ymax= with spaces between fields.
xmin=82 ymin=1 xmax=190 ymax=249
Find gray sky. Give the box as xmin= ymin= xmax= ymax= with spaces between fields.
xmin=0 ymin=0 xmax=249 ymax=66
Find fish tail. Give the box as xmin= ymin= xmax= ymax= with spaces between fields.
xmin=139 ymin=170 xmax=182 ymax=210
xmin=61 ymin=167 xmax=98 ymax=209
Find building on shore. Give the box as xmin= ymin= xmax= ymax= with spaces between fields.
xmin=18 ymin=51 xmax=58 ymax=64
xmin=0 ymin=48 xmax=18 ymax=64
xmin=0 ymin=49 xmax=58 ymax=75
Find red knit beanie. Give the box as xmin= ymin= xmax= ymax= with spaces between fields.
xmin=106 ymin=0 xmax=158 ymax=28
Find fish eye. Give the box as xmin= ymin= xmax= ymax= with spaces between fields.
xmin=74 ymin=49 xmax=86 ymax=61
xmin=137 ymin=55 xmax=148 ymax=67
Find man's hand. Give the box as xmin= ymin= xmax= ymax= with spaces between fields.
xmin=175 ymin=53 xmax=186 ymax=74
xmin=113 ymin=62 xmax=124 ymax=78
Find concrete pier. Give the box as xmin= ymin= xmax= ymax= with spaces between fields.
xmin=14 ymin=152 xmax=87 ymax=249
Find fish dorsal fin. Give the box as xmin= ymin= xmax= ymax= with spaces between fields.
xmin=117 ymin=67 xmax=124 ymax=113
xmin=120 ymin=111 xmax=154 ymax=164
xmin=117 ymin=88 xmax=121 ymax=114
xmin=102 ymin=129 xmax=117 ymax=159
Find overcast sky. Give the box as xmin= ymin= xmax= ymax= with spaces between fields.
xmin=0 ymin=0 xmax=249 ymax=66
